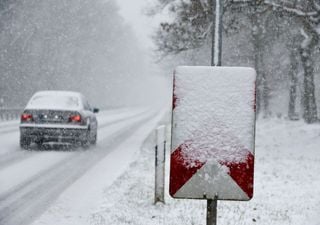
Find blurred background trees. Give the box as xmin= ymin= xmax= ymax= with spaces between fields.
xmin=0 ymin=0 xmax=155 ymax=108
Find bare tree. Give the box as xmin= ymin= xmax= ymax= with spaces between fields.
xmin=265 ymin=0 xmax=320 ymax=123
xmin=287 ymin=36 xmax=300 ymax=120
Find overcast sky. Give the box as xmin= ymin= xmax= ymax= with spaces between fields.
xmin=115 ymin=0 xmax=157 ymax=48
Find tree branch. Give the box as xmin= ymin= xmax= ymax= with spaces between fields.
xmin=264 ymin=1 xmax=318 ymax=17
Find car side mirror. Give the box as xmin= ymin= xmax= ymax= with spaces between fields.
xmin=93 ymin=108 xmax=99 ymax=113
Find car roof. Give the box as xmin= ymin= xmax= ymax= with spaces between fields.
xmin=32 ymin=91 xmax=83 ymax=98
xmin=26 ymin=91 xmax=85 ymax=110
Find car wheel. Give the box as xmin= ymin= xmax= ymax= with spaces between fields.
xmin=35 ymin=140 xmax=43 ymax=149
xmin=20 ymin=136 xmax=31 ymax=149
xmin=90 ymin=131 xmax=97 ymax=145
xmin=81 ymin=129 xmax=90 ymax=148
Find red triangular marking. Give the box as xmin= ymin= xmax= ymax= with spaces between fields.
xmin=220 ymin=152 xmax=254 ymax=198
xmin=170 ymin=144 xmax=254 ymax=198
xmin=169 ymin=144 xmax=205 ymax=196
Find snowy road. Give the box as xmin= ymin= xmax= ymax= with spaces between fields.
xmin=2 ymin=111 xmax=317 ymax=225
xmin=0 ymin=108 xmax=164 ymax=225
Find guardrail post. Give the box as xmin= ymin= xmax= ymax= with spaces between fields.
xmin=154 ymin=125 xmax=166 ymax=204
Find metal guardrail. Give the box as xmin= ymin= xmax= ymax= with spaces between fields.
xmin=0 ymin=108 xmax=22 ymax=121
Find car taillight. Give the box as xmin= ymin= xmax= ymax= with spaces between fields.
xmin=69 ymin=114 xmax=81 ymax=123
xmin=21 ymin=113 xmax=33 ymax=122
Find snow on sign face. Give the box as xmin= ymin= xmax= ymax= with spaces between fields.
xmin=170 ymin=66 xmax=256 ymax=201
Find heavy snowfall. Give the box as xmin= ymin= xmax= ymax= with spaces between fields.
xmin=0 ymin=0 xmax=320 ymax=225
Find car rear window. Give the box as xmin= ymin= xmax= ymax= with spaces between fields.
xmin=28 ymin=95 xmax=80 ymax=110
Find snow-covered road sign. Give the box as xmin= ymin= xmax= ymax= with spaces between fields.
xmin=170 ymin=66 xmax=256 ymax=201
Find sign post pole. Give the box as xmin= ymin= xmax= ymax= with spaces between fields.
xmin=207 ymin=196 xmax=218 ymax=225
xmin=209 ymin=0 xmax=223 ymax=224
xmin=211 ymin=0 xmax=223 ymax=67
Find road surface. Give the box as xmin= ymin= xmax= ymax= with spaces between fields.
xmin=0 ymin=108 xmax=161 ymax=225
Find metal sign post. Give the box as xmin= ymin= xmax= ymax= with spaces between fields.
xmin=211 ymin=0 xmax=223 ymax=67
xmin=209 ymin=0 xmax=224 ymax=224
xmin=207 ymin=196 xmax=218 ymax=225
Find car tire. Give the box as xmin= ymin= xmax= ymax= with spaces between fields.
xmin=35 ymin=140 xmax=43 ymax=149
xmin=90 ymin=132 xmax=97 ymax=145
xmin=81 ymin=129 xmax=90 ymax=148
xmin=20 ymin=136 xmax=31 ymax=150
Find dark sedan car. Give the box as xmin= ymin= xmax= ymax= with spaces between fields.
xmin=19 ymin=91 xmax=99 ymax=149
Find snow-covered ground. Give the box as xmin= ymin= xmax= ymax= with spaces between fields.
xmin=34 ymin=118 xmax=320 ymax=225
xmin=1 ymin=112 xmax=319 ymax=225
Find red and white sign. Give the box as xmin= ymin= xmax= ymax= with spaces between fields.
xmin=170 ymin=66 xmax=256 ymax=201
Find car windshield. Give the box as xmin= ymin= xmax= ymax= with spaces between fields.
xmin=28 ymin=95 xmax=80 ymax=110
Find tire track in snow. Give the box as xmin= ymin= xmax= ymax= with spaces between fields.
xmin=0 ymin=110 xmax=157 ymax=225
xmin=0 ymin=152 xmax=77 ymax=202
xmin=0 ymin=150 xmax=37 ymax=170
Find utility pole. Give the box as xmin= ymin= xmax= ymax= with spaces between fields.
xmin=211 ymin=0 xmax=223 ymax=67
xmin=208 ymin=0 xmax=223 ymax=224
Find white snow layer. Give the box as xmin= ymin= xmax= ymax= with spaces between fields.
xmin=172 ymin=66 xmax=256 ymax=164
